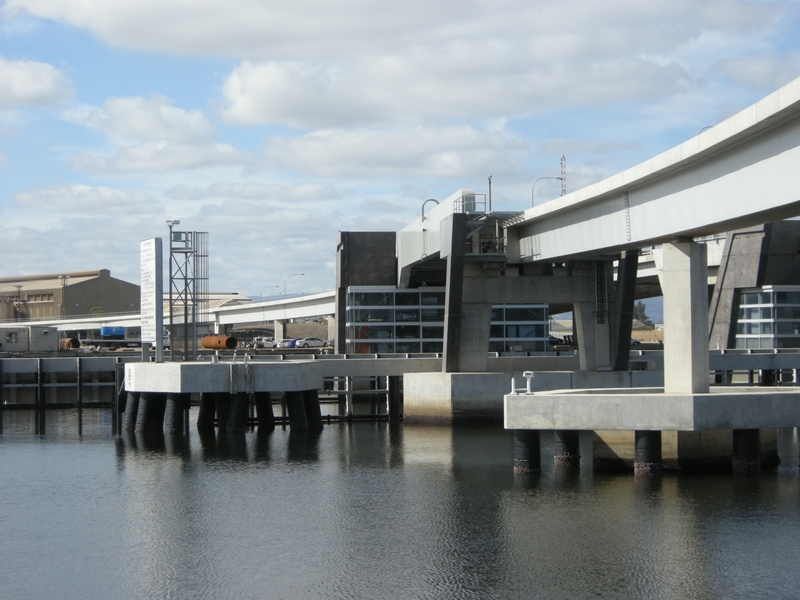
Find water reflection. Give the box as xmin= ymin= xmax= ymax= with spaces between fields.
xmin=2 ymin=410 xmax=800 ymax=599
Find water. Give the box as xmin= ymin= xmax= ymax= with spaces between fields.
xmin=2 ymin=410 xmax=800 ymax=599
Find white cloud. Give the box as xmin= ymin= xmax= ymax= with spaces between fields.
xmin=14 ymin=183 xmax=162 ymax=214
xmin=164 ymin=181 xmax=340 ymax=202
xmin=0 ymin=56 xmax=72 ymax=109
xmin=64 ymin=95 xmax=213 ymax=143
xmin=70 ymin=141 xmax=249 ymax=173
xmin=260 ymin=125 xmax=529 ymax=178
xmin=717 ymin=54 xmax=800 ymax=90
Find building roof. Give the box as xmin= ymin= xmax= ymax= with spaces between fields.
xmin=0 ymin=270 xmax=113 ymax=294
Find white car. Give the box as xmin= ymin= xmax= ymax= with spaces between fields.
xmin=295 ymin=337 xmax=326 ymax=348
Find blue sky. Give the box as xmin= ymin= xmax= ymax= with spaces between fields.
xmin=2 ymin=0 xmax=800 ymax=298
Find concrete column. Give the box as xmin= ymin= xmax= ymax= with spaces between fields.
xmin=663 ymin=241 xmax=709 ymax=394
xmin=302 ymin=389 xmax=324 ymax=431
xmin=513 ymin=430 xmax=541 ymax=474
xmin=387 ymin=375 xmax=402 ymax=421
xmin=634 ymin=430 xmax=663 ymax=475
xmin=285 ymin=391 xmax=308 ymax=431
xmin=135 ymin=392 xmax=167 ymax=433
xmin=122 ymin=392 xmax=140 ymax=432
xmin=213 ymin=393 xmax=230 ymax=431
xmin=732 ymin=428 xmax=761 ymax=474
xmin=274 ymin=320 xmax=286 ymax=343
xmin=227 ymin=392 xmax=250 ymax=433
xmin=573 ymin=302 xmax=597 ymax=371
xmin=196 ymin=392 xmax=216 ymax=431
xmin=553 ymin=430 xmax=580 ymax=467
xmin=612 ymin=250 xmax=639 ymax=371
xmin=164 ymin=393 xmax=188 ymax=434
xmin=442 ymin=212 xmax=467 ymax=373
xmin=253 ymin=391 xmax=275 ymax=432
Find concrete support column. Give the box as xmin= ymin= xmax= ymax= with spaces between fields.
xmin=634 ymin=430 xmax=663 ymax=475
xmin=164 ymin=393 xmax=188 ymax=434
xmin=387 ymin=375 xmax=402 ymax=421
xmin=254 ymin=391 xmax=275 ymax=432
xmin=122 ymin=392 xmax=139 ymax=432
xmin=274 ymin=320 xmax=286 ymax=344
xmin=732 ymin=428 xmax=761 ymax=474
xmin=302 ymin=389 xmax=324 ymax=431
xmin=227 ymin=392 xmax=249 ymax=433
xmin=612 ymin=250 xmax=639 ymax=371
xmin=442 ymin=212 xmax=467 ymax=373
xmin=553 ymin=430 xmax=580 ymax=467
xmin=662 ymin=241 xmax=709 ymax=394
xmin=285 ymin=391 xmax=308 ymax=431
xmin=513 ymin=430 xmax=541 ymax=474
xmin=196 ymin=392 xmax=216 ymax=431
xmin=135 ymin=392 xmax=167 ymax=433
xmin=573 ymin=302 xmax=598 ymax=371
xmin=213 ymin=393 xmax=230 ymax=431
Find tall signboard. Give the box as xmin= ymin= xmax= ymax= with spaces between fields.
xmin=140 ymin=237 xmax=163 ymax=362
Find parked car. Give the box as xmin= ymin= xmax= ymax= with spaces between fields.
xmin=275 ymin=339 xmax=297 ymax=348
xmin=252 ymin=336 xmax=273 ymax=348
xmin=630 ymin=338 xmax=642 ymax=346
xmin=295 ymin=337 xmax=326 ymax=348
xmin=547 ymin=335 xmax=564 ymax=346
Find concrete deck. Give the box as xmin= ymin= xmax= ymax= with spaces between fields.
xmin=505 ymin=387 xmax=800 ymax=431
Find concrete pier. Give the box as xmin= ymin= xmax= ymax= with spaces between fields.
xmin=254 ymin=391 xmax=275 ymax=432
xmin=732 ymin=428 xmax=761 ymax=474
xmin=227 ymin=392 xmax=250 ymax=433
xmin=122 ymin=392 xmax=139 ymax=432
xmin=634 ymin=430 xmax=662 ymax=475
xmin=196 ymin=392 xmax=216 ymax=431
xmin=553 ymin=430 xmax=580 ymax=467
xmin=513 ymin=430 xmax=541 ymax=474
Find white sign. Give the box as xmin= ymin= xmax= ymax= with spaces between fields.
xmin=140 ymin=238 xmax=163 ymax=344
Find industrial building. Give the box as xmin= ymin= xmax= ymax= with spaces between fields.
xmin=0 ymin=270 xmax=140 ymax=320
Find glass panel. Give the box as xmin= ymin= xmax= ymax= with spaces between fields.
xmin=759 ymin=292 xmax=772 ymax=304
xmin=488 ymin=341 xmax=505 ymax=353
xmin=761 ymin=322 xmax=773 ymax=335
xmin=352 ymin=292 xmax=392 ymax=306
xmin=761 ymin=338 xmax=775 ymax=349
xmin=760 ymin=307 xmax=772 ymax=319
xmin=420 ymin=292 xmax=445 ymax=306
xmin=745 ymin=307 xmax=759 ymax=319
xmin=395 ymin=309 xmax=419 ymax=322
xmin=506 ymin=324 xmax=544 ymax=338
xmin=355 ymin=325 xmax=393 ymax=339
xmin=422 ymin=341 xmax=443 ymax=353
xmin=736 ymin=323 xmax=745 ymax=334
xmin=491 ymin=307 xmax=503 ymax=321
xmin=746 ymin=337 xmax=760 ymax=349
xmin=422 ymin=326 xmax=444 ymax=339
xmin=490 ymin=325 xmax=504 ymax=338
xmin=777 ymin=338 xmax=799 ymax=348
xmin=778 ymin=322 xmax=800 ymax=335
xmin=741 ymin=292 xmax=759 ymax=305
xmin=505 ymin=307 xmax=546 ymax=321
xmin=777 ymin=306 xmax=800 ymax=320
xmin=395 ymin=342 xmax=420 ymax=353
xmin=735 ymin=338 xmax=745 ymax=349
xmin=776 ymin=291 xmax=800 ymax=304
xmin=366 ymin=342 xmax=394 ymax=353
xmin=395 ymin=292 xmax=419 ymax=306
xmin=395 ymin=326 xmax=420 ymax=339
xmin=351 ymin=308 xmax=394 ymax=323
xmin=738 ymin=308 xmax=745 ymax=319
xmin=745 ymin=323 xmax=758 ymax=335
xmin=420 ymin=308 xmax=445 ymax=322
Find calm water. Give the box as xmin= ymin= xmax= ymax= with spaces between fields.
xmin=2 ymin=409 xmax=800 ymax=599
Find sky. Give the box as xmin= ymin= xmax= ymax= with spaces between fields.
xmin=2 ymin=0 xmax=800 ymax=300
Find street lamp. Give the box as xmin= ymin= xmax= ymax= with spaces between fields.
xmin=421 ymin=198 xmax=439 ymax=222
xmin=531 ymin=177 xmax=563 ymax=207
xmin=284 ymin=273 xmax=305 ymax=298
xmin=259 ymin=285 xmax=279 ymax=302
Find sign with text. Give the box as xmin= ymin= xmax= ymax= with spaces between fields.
xmin=140 ymin=238 xmax=163 ymax=346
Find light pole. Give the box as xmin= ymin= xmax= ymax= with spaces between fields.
xmin=531 ymin=177 xmax=563 ymax=207
xmin=421 ymin=198 xmax=439 ymax=222
xmin=57 ymin=275 xmax=69 ymax=317
xmin=284 ymin=273 xmax=305 ymax=298
xmin=259 ymin=285 xmax=279 ymax=302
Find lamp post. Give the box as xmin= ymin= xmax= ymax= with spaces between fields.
xmin=259 ymin=285 xmax=279 ymax=302
xmin=531 ymin=177 xmax=563 ymax=207
xmin=284 ymin=273 xmax=305 ymax=298
xmin=421 ymin=198 xmax=439 ymax=222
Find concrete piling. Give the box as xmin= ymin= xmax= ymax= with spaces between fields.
xmin=253 ymin=391 xmax=275 ymax=432
xmin=733 ymin=428 xmax=761 ymax=474
xmin=164 ymin=393 xmax=189 ymax=434
xmin=302 ymin=389 xmax=324 ymax=431
xmin=285 ymin=391 xmax=308 ymax=431
xmin=553 ymin=429 xmax=580 ymax=467
xmin=122 ymin=392 xmax=140 ymax=432
xmin=513 ymin=430 xmax=541 ymax=474
xmin=227 ymin=392 xmax=250 ymax=433
xmin=634 ymin=430 xmax=663 ymax=475
xmin=135 ymin=392 xmax=166 ymax=433
xmin=196 ymin=392 xmax=216 ymax=431
xmin=214 ymin=393 xmax=230 ymax=431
